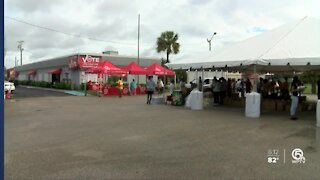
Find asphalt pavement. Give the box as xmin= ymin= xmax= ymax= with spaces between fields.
xmin=10 ymin=86 xmax=70 ymax=99
xmin=4 ymin=86 xmax=320 ymax=179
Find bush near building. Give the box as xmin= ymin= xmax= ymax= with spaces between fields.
xmin=15 ymin=80 xmax=72 ymax=90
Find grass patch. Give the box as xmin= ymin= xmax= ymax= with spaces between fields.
xmin=77 ymin=90 xmax=99 ymax=96
xmin=303 ymin=84 xmax=312 ymax=94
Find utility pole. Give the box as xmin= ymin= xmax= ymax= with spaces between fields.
xmin=17 ymin=40 xmax=24 ymax=66
xmin=207 ymin=32 xmax=217 ymax=51
xmin=137 ymin=14 xmax=140 ymax=84
xmin=15 ymin=56 xmax=17 ymax=67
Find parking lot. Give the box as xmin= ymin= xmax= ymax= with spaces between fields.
xmin=5 ymin=87 xmax=320 ymax=179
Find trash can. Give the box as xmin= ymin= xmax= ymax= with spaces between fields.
xmin=190 ymin=90 xmax=203 ymax=110
xmin=245 ymin=92 xmax=261 ymax=118
xmin=172 ymin=90 xmax=183 ymax=106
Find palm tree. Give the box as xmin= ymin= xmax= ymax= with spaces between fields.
xmin=156 ymin=31 xmax=180 ymax=63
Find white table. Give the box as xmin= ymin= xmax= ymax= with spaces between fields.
xmin=189 ymin=90 xmax=203 ymax=110
xmin=151 ymin=95 xmax=165 ymax=105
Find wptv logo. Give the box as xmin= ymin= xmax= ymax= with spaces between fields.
xmin=267 ymin=148 xmax=306 ymax=164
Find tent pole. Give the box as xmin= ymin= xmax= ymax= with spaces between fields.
xmin=253 ymin=64 xmax=257 ymax=92
xmin=84 ymin=73 xmax=87 ymax=96
xmin=196 ymin=69 xmax=198 ymax=89
xmin=202 ymin=68 xmax=204 ymax=91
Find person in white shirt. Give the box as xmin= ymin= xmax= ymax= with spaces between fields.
xmin=159 ymin=77 xmax=164 ymax=94
xmin=169 ymin=80 xmax=174 ymax=95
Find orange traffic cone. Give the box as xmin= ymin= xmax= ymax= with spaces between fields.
xmin=6 ymin=90 xmax=11 ymax=99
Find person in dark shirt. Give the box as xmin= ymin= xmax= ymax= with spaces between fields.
xmin=245 ymin=79 xmax=252 ymax=93
xmin=281 ymin=77 xmax=290 ymax=100
xmin=290 ymin=76 xmax=299 ymax=120
xmin=198 ymin=76 xmax=202 ymax=91
xmin=317 ymin=79 xmax=320 ymax=100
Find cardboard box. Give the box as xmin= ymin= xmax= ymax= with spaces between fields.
xmin=262 ymin=99 xmax=276 ymax=111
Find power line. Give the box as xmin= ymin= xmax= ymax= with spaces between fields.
xmin=5 ymin=16 xmax=138 ymax=46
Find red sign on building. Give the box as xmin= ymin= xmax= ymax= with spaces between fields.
xmin=68 ymin=56 xmax=79 ymax=69
xmin=68 ymin=55 xmax=102 ymax=69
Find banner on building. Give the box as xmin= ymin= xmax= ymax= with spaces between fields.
xmin=68 ymin=55 xmax=102 ymax=69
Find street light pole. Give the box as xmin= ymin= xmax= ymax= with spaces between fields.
xmin=137 ymin=14 xmax=140 ymax=84
xmin=207 ymin=32 xmax=217 ymax=51
xmin=17 ymin=40 xmax=24 ymax=66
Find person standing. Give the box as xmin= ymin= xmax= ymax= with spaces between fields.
xmin=290 ymin=76 xmax=299 ymax=120
xmin=245 ymin=79 xmax=252 ymax=94
xmin=213 ymin=77 xmax=220 ymax=105
xmin=281 ymin=77 xmax=290 ymax=100
xmin=227 ymin=78 xmax=232 ymax=97
xmin=219 ymin=77 xmax=227 ymax=105
xmin=117 ymin=77 xmax=123 ymax=98
xmin=130 ymin=79 xmax=137 ymax=96
xmin=159 ymin=77 xmax=164 ymax=94
xmin=146 ymin=76 xmax=156 ymax=104
xmin=169 ymin=79 xmax=175 ymax=96
xmin=318 ymin=79 xmax=320 ymax=100
xmin=198 ymin=76 xmax=203 ymax=91
xmin=99 ymin=81 xmax=104 ymax=97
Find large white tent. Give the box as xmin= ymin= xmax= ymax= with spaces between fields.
xmin=167 ymin=17 xmax=320 ymax=73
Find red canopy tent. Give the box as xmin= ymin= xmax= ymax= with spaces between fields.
xmin=86 ymin=60 xmax=128 ymax=75
xmin=165 ymin=68 xmax=176 ymax=76
xmin=145 ymin=63 xmax=175 ymax=76
xmin=122 ymin=62 xmax=148 ymax=75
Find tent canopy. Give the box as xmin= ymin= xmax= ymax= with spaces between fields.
xmin=86 ymin=60 xmax=128 ymax=75
xmin=167 ymin=17 xmax=320 ymax=73
xmin=146 ymin=63 xmax=176 ymax=76
xmin=85 ymin=66 xmax=103 ymax=74
xmin=122 ymin=62 xmax=148 ymax=75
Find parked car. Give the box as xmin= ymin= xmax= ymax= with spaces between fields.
xmin=186 ymin=78 xmax=214 ymax=92
xmin=202 ymin=78 xmax=214 ymax=92
xmin=4 ymin=81 xmax=15 ymax=93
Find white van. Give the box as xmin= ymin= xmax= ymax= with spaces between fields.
xmin=4 ymin=81 xmax=15 ymax=93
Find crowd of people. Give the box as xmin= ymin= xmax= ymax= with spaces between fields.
xmin=92 ymin=75 xmax=319 ymax=120
xmin=186 ymin=76 xmax=305 ymax=103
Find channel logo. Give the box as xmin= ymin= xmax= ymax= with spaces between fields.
xmin=292 ymin=148 xmax=306 ymax=164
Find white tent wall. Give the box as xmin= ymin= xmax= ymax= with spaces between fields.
xmin=86 ymin=74 xmax=98 ymax=82
xmin=187 ymin=71 xmax=241 ymax=82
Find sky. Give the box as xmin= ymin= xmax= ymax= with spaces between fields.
xmin=4 ymin=0 xmax=320 ymax=68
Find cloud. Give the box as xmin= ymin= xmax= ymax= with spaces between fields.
xmin=4 ymin=0 xmax=320 ymax=68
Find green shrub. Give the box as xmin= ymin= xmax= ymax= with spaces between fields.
xmin=80 ymin=83 xmax=85 ymax=90
xmin=39 ymin=81 xmax=47 ymax=87
xmin=54 ymin=82 xmax=69 ymax=89
xmin=29 ymin=81 xmax=35 ymax=86
xmin=34 ymin=81 xmax=41 ymax=87
xmin=65 ymin=83 xmax=71 ymax=90
xmin=21 ymin=80 xmax=28 ymax=85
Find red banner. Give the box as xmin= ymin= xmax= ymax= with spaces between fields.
xmin=89 ymin=86 xmax=146 ymax=96
xmin=68 ymin=56 xmax=79 ymax=69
